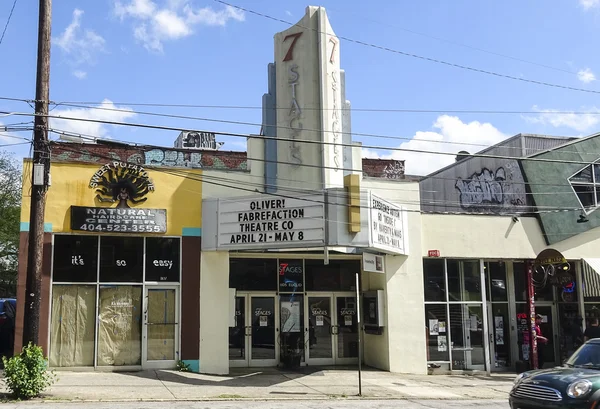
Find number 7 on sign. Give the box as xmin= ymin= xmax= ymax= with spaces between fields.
xmin=282 ymin=32 xmax=303 ymax=62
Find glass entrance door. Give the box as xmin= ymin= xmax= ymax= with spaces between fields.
xmin=487 ymin=303 xmax=512 ymax=371
xmin=536 ymin=304 xmax=557 ymax=369
xmin=142 ymin=287 xmax=179 ymax=369
xmin=229 ymin=294 xmax=278 ymax=367
xmin=305 ymin=293 xmax=359 ymax=365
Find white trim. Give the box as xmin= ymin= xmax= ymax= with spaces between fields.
xmin=230 ymin=252 xmax=361 ymax=260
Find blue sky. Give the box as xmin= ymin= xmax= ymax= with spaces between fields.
xmin=2 ymin=0 xmax=600 ymax=175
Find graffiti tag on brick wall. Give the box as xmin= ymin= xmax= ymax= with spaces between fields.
xmin=383 ymin=161 xmax=405 ymax=179
xmin=455 ymin=162 xmax=526 ymax=211
xmin=144 ymin=149 xmax=202 ymax=168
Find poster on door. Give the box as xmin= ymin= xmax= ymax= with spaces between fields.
xmin=281 ymin=301 xmax=301 ymax=332
xmin=495 ymin=316 xmax=504 ymax=345
xmin=438 ymin=336 xmax=447 ymax=352
xmin=429 ymin=319 xmax=439 ymax=335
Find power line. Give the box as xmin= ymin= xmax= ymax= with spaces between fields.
xmin=0 ymin=0 xmax=18 ymax=46
xmin=324 ymin=6 xmax=576 ymax=76
xmin=48 ymin=127 xmax=600 ymax=193
xmin=0 ymin=141 xmax=30 ymax=148
xmin=216 ymin=0 xmax=600 ymax=96
xmin=52 ymin=143 xmax=588 ymax=217
xmin=43 ymin=102 xmax=582 ymax=155
xmin=8 ymin=110 xmax=600 ymax=168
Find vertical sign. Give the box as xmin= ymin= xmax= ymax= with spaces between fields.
xmin=274 ymin=7 xmax=323 ymax=190
xmin=526 ymin=262 xmax=538 ymax=369
xmin=318 ymin=10 xmax=343 ymax=188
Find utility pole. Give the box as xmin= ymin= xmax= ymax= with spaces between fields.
xmin=23 ymin=0 xmax=52 ymax=347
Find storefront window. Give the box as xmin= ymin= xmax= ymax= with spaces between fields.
xmin=424 ymin=304 xmax=449 ymax=362
xmin=52 ymin=235 xmax=98 ymax=283
xmin=424 ymin=259 xmax=445 ymax=302
xmin=305 ymin=259 xmax=359 ymax=292
xmin=96 ymin=285 xmax=142 ymax=366
xmin=485 ymin=262 xmax=508 ymax=302
xmin=280 ymin=294 xmax=304 ymax=363
xmin=145 ymin=238 xmax=180 ymax=282
xmin=49 ymin=285 xmax=96 ymax=367
xmin=514 ymin=262 xmax=555 ymax=302
xmin=448 ymin=260 xmax=481 ymax=302
xmin=100 ymin=237 xmax=144 ymax=283
xmin=229 ymin=258 xmax=277 ymax=291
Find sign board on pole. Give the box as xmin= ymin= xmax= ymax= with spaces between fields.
xmin=362 ymin=252 xmax=384 ymax=274
xmin=216 ymin=194 xmax=325 ymax=250
xmin=368 ymin=192 xmax=408 ymax=255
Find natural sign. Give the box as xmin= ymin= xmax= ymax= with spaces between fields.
xmin=217 ymin=195 xmax=325 ymax=250
xmin=71 ymin=206 xmax=167 ymax=234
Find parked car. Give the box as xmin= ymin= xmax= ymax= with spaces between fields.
xmin=0 ymin=298 xmax=16 ymax=360
xmin=510 ymin=338 xmax=600 ymax=408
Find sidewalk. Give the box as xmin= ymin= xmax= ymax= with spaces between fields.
xmin=0 ymin=367 xmax=516 ymax=402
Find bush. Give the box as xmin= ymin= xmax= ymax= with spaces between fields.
xmin=2 ymin=342 xmax=56 ymax=400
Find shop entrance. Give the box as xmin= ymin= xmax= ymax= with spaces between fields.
xmin=142 ymin=286 xmax=179 ymax=369
xmin=229 ymin=293 xmax=278 ymax=367
xmin=535 ymin=304 xmax=558 ymax=368
xmin=305 ymin=293 xmax=359 ymax=366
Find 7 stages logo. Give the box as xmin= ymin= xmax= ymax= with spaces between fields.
xmin=279 ymin=263 xmax=303 ymax=275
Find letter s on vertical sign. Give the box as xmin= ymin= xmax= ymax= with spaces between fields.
xmin=282 ymin=32 xmax=303 ymax=62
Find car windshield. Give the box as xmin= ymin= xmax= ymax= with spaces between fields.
xmin=566 ymin=343 xmax=600 ymax=369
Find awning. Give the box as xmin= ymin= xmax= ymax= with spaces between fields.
xmin=582 ymin=258 xmax=600 ymax=298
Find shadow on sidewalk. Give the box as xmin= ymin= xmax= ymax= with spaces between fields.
xmin=118 ymin=365 xmax=381 ymax=389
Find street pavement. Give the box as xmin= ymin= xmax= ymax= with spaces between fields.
xmin=0 ymin=367 xmax=516 ymax=403
xmin=1 ymin=399 xmax=510 ymax=409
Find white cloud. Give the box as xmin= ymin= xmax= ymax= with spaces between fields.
xmin=73 ymin=70 xmax=87 ymax=79
xmin=285 ymin=10 xmax=292 ymax=16
xmin=580 ymin=0 xmax=600 ymax=10
xmin=53 ymin=9 xmax=106 ymax=65
xmin=523 ymin=105 xmax=600 ymax=133
xmin=50 ymin=100 xmax=136 ymax=140
xmin=578 ymin=67 xmax=596 ymax=83
xmin=113 ymin=0 xmax=245 ymax=53
xmin=362 ymin=115 xmax=508 ymax=176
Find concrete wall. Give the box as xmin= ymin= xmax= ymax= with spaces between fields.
xmin=421 ymin=213 xmax=600 ymax=260
xmin=199 ymin=251 xmax=230 ymax=375
xmin=361 ymin=179 xmax=427 ymax=374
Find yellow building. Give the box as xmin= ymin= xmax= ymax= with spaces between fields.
xmin=17 ymin=143 xmax=205 ymax=371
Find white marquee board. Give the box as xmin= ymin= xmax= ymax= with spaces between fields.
xmin=368 ymin=192 xmax=409 ymax=255
xmin=217 ymin=194 xmax=325 ymax=250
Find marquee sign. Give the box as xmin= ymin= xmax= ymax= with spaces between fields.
xmin=368 ymin=192 xmax=408 ymax=255
xmin=216 ymin=194 xmax=325 ymax=250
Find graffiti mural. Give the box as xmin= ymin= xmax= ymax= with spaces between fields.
xmin=455 ymin=161 xmax=527 ymax=211
xmin=51 ymin=143 xmax=248 ymax=171
xmin=383 ymin=161 xmax=405 ymax=179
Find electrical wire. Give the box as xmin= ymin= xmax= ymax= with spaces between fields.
xmin=47 ymin=127 xmax=600 ymax=192
xmin=216 ymin=0 xmax=600 ymax=96
xmin=42 ymin=102 xmax=600 ymax=158
xmin=323 ymin=6 xmax=576 ymax=76
xmin=0 ymin=0 xmax=17 ymax=46
xmin=10 ymin=110 xmax=600 ymax=169
xmin=51 ymin=142 xmax=590 ymax=217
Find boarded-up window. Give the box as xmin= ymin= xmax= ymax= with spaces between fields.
xmin=97 ymin=286 xmax=142 ymax=366
xmin=49 ymin=285 xmax=96 ymax=367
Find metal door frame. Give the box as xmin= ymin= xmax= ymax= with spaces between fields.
xmin=142 ymin=285 xmax=180 ymax=369
xmin=304 ymin=292 xmax=359 ymax=366
xmin=305 ymin=292 xmax=335 ymax=366
xmin=229 ymin=292 xmax=279 ymax=367
xmin=534 ymin=302 xmax=559 ymax=368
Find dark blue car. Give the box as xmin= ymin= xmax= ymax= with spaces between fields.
xmin=0 ymin=298 xmax=16 ymax=359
